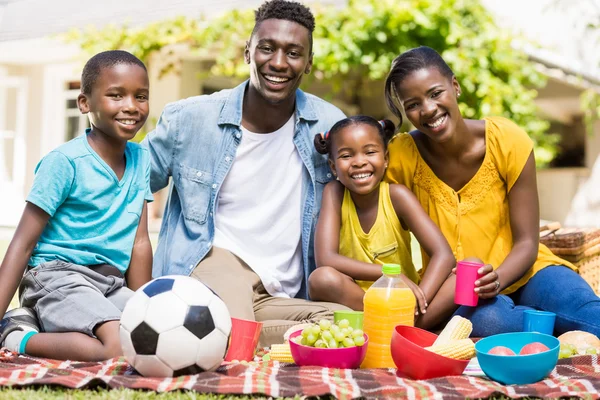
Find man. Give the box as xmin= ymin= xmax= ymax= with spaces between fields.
xmin=143 ymin=0 xmax=348 ymax=346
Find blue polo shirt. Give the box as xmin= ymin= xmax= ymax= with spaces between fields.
xmin=27 ymin=131 xmax=153 ymax=274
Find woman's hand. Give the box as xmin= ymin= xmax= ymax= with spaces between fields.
xmin=473 ymin=264 xmax=501 ymax=299
xmin=399 ymin=274 xmax=428 ymax=316
xmin=451 ymin=264 xmax=501 ymax=299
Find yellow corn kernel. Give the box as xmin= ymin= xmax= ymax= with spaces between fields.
xmin=270 ymin=344 xmax=295 ymax=363
xmin=425 ymin=338 xmax=475 ymax=360
xmin=432 ymin=316 xmax=473 ymax=346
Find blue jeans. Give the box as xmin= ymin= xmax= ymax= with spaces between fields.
xmin=454 ymin=266 xmax=600 ymax=337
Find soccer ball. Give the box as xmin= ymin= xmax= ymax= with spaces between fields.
xmin=120 ymin=275 xmax=232 ymax=377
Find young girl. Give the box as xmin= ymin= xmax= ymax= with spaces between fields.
xmin=384 ymin=45 xmax=600 ymax=336
xmin=308 ymin=115 xmax=456 ymax=322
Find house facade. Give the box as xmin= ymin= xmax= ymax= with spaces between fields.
xmin=0 ymin=0 xmax=599 ymax=227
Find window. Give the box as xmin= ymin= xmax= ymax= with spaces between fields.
xmin=64 ymin=81 xmax=89 ymax=141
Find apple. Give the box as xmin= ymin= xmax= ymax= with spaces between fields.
xmin=488 ymin=346 xmax=516 ymax=356
xmin=519 ymin=342 xmax=550 ymax=355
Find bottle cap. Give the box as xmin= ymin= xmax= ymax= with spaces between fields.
xmin=382 ymin=263 xmax=401 ymax=275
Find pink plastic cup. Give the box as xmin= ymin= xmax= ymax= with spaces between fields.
xmin=224 ymin=317 xmax=263 ymax=362
xmin=454 ymin=261 xmax=483 ymax=306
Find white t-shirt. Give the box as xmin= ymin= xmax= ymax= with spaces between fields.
xmin=213 ymin=115 xmax=304 ymax=298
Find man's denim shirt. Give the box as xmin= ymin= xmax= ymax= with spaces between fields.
xmin=142 ymin=80 xmax=345 ymax=299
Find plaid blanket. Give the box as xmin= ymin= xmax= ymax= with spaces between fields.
xmin=1 ymin=349 xmax=599 ymax=399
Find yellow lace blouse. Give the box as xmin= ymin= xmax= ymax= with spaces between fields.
xmin=385 ymin=116 xmax=575 ymax=294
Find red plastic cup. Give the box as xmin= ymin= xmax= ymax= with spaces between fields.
xmin=454 ymin=261 xmax=483 ymax=306
xmin=224 ymin=317 xmax=263 ymax=362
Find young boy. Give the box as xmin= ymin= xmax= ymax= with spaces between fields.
xmin=0 ymin=50 xmax=153 ymax=361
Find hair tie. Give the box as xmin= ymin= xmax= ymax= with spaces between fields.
xmin=322 ymin=130 xmax=330 ymax=140
xmin=378 ymin=120 xmax=386 ymax=129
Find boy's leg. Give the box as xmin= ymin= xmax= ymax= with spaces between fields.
xmin=514 ymin=265 xmax=600 ymax=336
xmin=191 ymin=247 xmax=256 ymax=322
xmin=254 ymin=283 xmax=350 ymax=347
xmin=24 ymin=321 xmax=121 ymax=361
xmin=308 ymin=266 xmax=366 ymax=311
xmin=17 ymin=261 xmax=128 ymax=360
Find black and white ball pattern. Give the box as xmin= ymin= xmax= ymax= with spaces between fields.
xmin=120 ymin=275 xmax=231 ymax=377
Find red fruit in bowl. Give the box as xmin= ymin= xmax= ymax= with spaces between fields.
xmin=519 ymin=342 xmax=550 ymax=355
xmin=488 ymin=346 xmax=516 ymax=356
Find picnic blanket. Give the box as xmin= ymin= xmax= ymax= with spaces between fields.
xmin=1 ymin=348 xmax=600 ymax=399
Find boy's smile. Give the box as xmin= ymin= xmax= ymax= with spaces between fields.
xmin=78 ymin=63 xmax=149 ymax=143
xmin=330 ymin=124 xmax=388 ymax=197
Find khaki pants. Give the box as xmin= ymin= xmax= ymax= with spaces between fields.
xmin=191 ymin=247 xmax=349 ymax=347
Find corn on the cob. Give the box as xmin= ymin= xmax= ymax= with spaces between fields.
xmin=270 ymin=344 xmax=295 ymax=363
xmin=432 ymin=316 xmax=473 ymax=346
xmin=425 ymin=338 xmax=475 ymax=360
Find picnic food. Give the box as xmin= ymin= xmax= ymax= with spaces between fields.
xmin=424 ymin=316 xmax=475 ymax=360
xmin=425 ymin=338 xmax=475 ymax=360
xmin=270 ymin=343 xmax=294 ymax=363
xmin=291 ymin=319 xmax=365 ymax=348
xmin=557 ymin=330 xmax=600 ymax=355
xmin=519 ymin=342 xmax=550 ymax=355
xmin=488 ymin=346 xmax=516 ymax=356
xmin=432 ymin=316 xmax=473 ymax=346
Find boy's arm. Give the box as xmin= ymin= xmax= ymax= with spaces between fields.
xmin=0 ymin=203 xmax=50 ymax=317
xmin=314 ymin=182 xmax=383 ymax=281
xmin=389 ymin=184 xmax=456 ymax=303
xmin=126 ymin=201 xmax=153 ymax=291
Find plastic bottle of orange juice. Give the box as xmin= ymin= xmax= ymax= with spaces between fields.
xmin=361 ymin=263 xmax=416 ymax=368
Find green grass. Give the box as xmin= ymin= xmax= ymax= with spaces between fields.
xmin=0 ymin=387 xmax=304 ymax=399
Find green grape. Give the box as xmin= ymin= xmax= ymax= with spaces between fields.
xmin=341 ymin=327 xmax=352 ymax=337
xmin=321 ymin=330 xmax=334 ymax=341
xmin=330 ymin=324 xmax=341 ymax=333
xmin=311 ymin=325 xmax=321 ymax=335
xmin=342 ymin=338 xmax=355 ymax=348
xmin=301 ymin=337 xmax=308 ymax=346
xmin=351 ymin=329 xmax=364 ymax=338
xmin=353 ymin=335 xmax=365 ymax=346
xmin=586 ymin=347 xmax=598 ymax=355
xmin=559 ymin=348 xmax=572 ymax=359
xmin=301 ymin=328 xmax=311 ymax=338
xmin=319 ymin=319 xmax=332 ymax=331
xmin=334 ymin=332 xmax=345 ymax=342
xmin=306 ymin=333 xmax=317 ymax=345
xmin=314 ymin=339 xmax=327 ymax=348
xmin=292 ymin=336 xmax=303 ymax=344
xmin=327 ymin=339 xmax=338 ymax=348
xmin=338 ymin=319 xmax=350 ymax=329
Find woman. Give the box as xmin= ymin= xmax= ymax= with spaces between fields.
xmin=383 ymin=46 xmax=600 ymax=337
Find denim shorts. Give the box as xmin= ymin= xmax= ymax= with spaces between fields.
xmin=19 ymin=260 xmax=133 ymax=337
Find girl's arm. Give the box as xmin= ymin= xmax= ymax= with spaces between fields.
xmin=475 ymin=152 xmax=539 ymax=297
xmin=126 ymin=201 xmax=153 ymax=291
xmin=0 ymin=203 xmax=49 ymax=318
xmin=389 ymin=184 xmax=456 ymax=305
xmin=314 ymin=181 xmax=382 ymax=281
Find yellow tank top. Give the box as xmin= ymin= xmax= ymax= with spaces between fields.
xmin=385 ymin=116 xmax=576 ymax=294
xmin=339 ymin=181 xmax=418 ymax=290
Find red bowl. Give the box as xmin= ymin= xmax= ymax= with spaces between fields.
xmin=391 ymin=325 xmax=470 ymax=379
xmin=288 ymin=330 xmax=368 ymax=369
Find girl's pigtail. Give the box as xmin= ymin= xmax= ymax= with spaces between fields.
xmin=379 ymin=119 xmax=396 ymax=146
xmin=313 ymin=131 xmax=330 ymax=154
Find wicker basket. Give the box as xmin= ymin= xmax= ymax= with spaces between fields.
xmin=539 ymin=225 xmax=600 ymax=295
xmin=540 ymin=227 xmax=600 ymax=255
xmin=578 ymin=254 xmax=600 ymax=295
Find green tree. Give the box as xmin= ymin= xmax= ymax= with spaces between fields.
xmin=64 ymin=0 xmax=559 ymax=165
